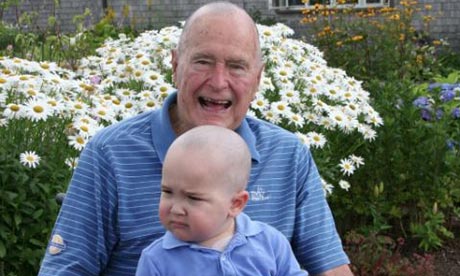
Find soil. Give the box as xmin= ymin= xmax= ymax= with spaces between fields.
xmin=433 ymin=237 xmax=460 ymax=276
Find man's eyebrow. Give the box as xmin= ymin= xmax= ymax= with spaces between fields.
xmin=191 ymin=53 xmax=213 ymax=60
xmin=191 ymin=53 xmax=249 ymax=65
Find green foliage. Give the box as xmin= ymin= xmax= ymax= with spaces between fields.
xmin=0 ymin=22 xmax=19 ymax=50
xmin=301 ymin=2 xmax=447 ymax=82
xmin=302 ymin=1 xmax=460 ymax=251
xmin=344 ymin=231 xmax=435 ymax=275
xmin=0 ymin=136 xmax=70 ymax=275
xmin=248 ymin=7 xmax=277 ymax=26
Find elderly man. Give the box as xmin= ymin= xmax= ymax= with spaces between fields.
xmin=39 ymin=1 xmax=352 ymax=275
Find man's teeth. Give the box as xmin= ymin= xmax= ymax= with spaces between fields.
xmin=200 ymin=97 xmax=231 ymax=107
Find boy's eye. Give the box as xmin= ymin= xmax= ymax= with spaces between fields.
xmin=188 ymin=196 xmax=202 ymax=201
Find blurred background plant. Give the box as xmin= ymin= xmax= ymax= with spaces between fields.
xmin=301 ymin=0 xmax=460 ymax=256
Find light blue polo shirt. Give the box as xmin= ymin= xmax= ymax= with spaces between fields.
xmin=136 ymin=213 xmax=307 ymax=276
xmin=39 ymin=92 xmax=349 ymax=276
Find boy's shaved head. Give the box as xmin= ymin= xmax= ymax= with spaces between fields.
xmin=164 ymin=125 xmax=251 ymax=191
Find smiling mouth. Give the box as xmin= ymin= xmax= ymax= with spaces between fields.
xmin=199 ymin=96 xmax=232 ymax=109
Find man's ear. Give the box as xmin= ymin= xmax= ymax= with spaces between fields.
xmin=171 ymin=49 xmax=178 ymax=85
xmin=229 ymin=190 xmax=249 ymax=218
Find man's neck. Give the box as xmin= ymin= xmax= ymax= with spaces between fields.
xmin=168 ymin=102 xmax=188 ymax=136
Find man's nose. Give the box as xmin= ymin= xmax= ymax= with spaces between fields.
xmin=208 ymin=63 xmax=229 ymax=91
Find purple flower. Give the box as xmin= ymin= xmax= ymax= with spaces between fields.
xmin=90 ymin=75 xmax=102 ymax=85
xmin=446 ymin=139 xmax=457 ymax=151
xmin=420 ymin=108 xmax=432 ymax=121
xmin=440 ymin=83 xmax=455 ymax=90
xmin=413 ymin=96 xmax=430 ymax=108
xmin=428 ymin=83 xmax=442 ymax=90
xmin=440 ymin=89 xmax=455 ymax=102
xmin=452 ymin=107 xmax=460 ymax=119
xmin=436 ymin=108 xmax=444 ymax=120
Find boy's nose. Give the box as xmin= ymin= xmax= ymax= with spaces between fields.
xmin=170 ymin=202 xmax=186 ymax=215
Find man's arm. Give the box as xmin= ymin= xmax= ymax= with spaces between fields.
xmin=314 ymin=264 xmax=353 ymax=276
xmin=39 ymin=140 xmax=117 ymax=275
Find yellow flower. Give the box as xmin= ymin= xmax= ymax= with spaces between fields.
xmin=432 ymin=40 xmax=441 ymax=46
xmin=425 ymin=4 xmax=432 ymax=10
xmin=351 ymin=35 xmax=363 ymax=42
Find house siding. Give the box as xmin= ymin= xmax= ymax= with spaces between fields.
xmin=1 ymin=0 xmax=459 ymax=52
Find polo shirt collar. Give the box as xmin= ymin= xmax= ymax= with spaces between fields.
xmin=152 ymin=91 xmax=260 ymax=164
xmin=161 ymin=213 xmax=263 ymax=250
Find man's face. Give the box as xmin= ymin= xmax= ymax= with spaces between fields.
xmin=171 ymin=13 xmax=263 ymax=132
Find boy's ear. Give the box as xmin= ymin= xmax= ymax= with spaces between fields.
xmin=229 ymin=190 xmax=249 ymax=217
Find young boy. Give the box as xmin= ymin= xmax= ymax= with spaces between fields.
xmin=136 ymin=125 xmax=306 ymax=276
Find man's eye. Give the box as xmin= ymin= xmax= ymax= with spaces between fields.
xmin=196 ymin=60 xmax=210 ymax=65
xmin=229 ymin=64 xmax=245 ymax=70
xmin=161 ymin=190 xmax=172 ymax=195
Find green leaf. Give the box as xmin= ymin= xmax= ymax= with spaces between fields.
xmin=32 ymin=209 xmax=44 ymax=219
xmin=14 ymin=213 xmax=22 ymax=226
xmin=0 ymin=240 xmax=6 ymax=258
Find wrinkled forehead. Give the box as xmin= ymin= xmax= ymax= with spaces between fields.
xmin=181 ymin=11 xmax=260 ymax=56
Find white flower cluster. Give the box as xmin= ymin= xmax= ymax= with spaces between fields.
xmin=0 ymin=23 xmax=382 ymax=194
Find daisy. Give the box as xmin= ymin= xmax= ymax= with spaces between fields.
xmin=321 ymin=178 xmax=334 ymax=196
xmin=262 ymin=109 xmax=281 ymax=124
xmin=280 ymin=88 xmax=300 ymax=103
xmin=358 ymin=124 xmax=377 ymax=141
xmin=65 ymin=157 xmax=79 ymax=169
xmin=23 ymin=98 xmax=53 ymax=122
xmin=349 ymin=154 xmax=365 ymax=168
xmin=338 ymin=180 xmax=351 ymax=191
xmin=318 ymin=116 xmax=335 ymax=130
xmin=91 ymin=105 xmax=116 ymax=123
xmin=251 ymin=94 xmax=269 ymax=111
xmin=19 ymin=151 xmax=41 ymax=168
xmin=307 ymin=131 xmax=327 ymax=149
xmin=339 ymin=158 xmax=356 ymax=176
xmin=270 ymin=100 xmax=291 ymax=116
xmin=143 ymin=71 xmax=164 ymax=87
xmin=288 ymin=113 xmax=305 ymax=128
xmin=295 ymin=132 xmax=310 ymax=146
xmin=328 ymin=108 xmax=348 ymax=129
xmin=3 ymin=103 xmax=25 ymax=119
xmin=68 ymin=134 xmax=88 ymax=151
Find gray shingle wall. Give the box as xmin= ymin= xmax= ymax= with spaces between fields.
xmin=1 ymin=0 xmax=459 ymax=52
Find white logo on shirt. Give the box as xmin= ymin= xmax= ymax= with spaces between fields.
xmin=249 ymin=186 xmax=269 ymax=201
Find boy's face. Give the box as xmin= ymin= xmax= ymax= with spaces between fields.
xmin=159 ymin=150 xmax=237 ymax=245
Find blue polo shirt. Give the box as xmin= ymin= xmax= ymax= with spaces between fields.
xmin=39 ymin=92 xmax=349 ymax=276
xmin=136 ymin=213 xmax=307 ymax=276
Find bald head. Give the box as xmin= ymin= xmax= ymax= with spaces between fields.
xmin=177 ymin=1 xmax=261 ymax=61
xmin=164 ymin=125 xmax=252 ymax=191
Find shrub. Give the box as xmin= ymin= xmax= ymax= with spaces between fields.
xmin=344 ymin=231 xmax=435 ymax=275
xmin=301 ymin=1 xmax=460 ymax=250
xmin=301 ymin=1 xmax=448 ymax=82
